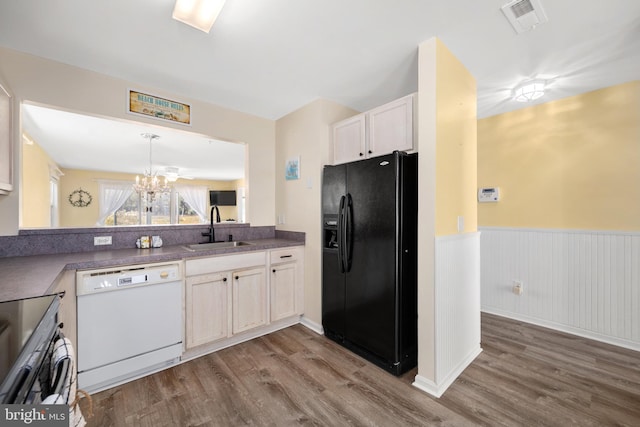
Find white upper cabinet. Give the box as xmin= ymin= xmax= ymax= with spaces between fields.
xmin=331 ymin=94 xmax=415 ymax=165
xmin=367 ymin=94 xmax=414 ymax=156
xmin=332 ymin=114 xmax=366 ymax=165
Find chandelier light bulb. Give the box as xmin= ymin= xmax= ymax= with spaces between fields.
xmin=133 ymin=133 xmax=171 ymax=202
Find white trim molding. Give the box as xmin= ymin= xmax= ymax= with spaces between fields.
xmin=413 ymin=346 xmax=482 ymax=398
xmin=414 ymin=232 xmax=482 ymax=398
xmin=300 ymin=316 xmax=324 ymax=335
xmin=480 ymin=227 xmax=640 ymax=351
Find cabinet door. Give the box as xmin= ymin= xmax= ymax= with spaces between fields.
xmin=186 ymin=272 xmax=230 ymax=348
xmin=367 ymin=94 xmax=413 ymax=158
xmin=332 ymin=114 xmax=366 ymax=165
xmin=232 ymin=267 xmax=267 ymax=334
xmin=0 ymin=80 xmax=13 ymax=195
xmin=270 ymin=262 xmax=297 ymax=321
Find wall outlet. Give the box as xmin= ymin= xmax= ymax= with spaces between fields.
xmin=94 ymin=236 xmax=112 ymax=246
xmin=512 ymin=280 xmax=523 ymax=296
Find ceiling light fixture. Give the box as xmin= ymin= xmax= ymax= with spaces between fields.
xmin=133 ymin=133 xmax=170 ymax=201
xmin=172 ymin=0 xmax=226 ymax=33
xmin=513 ymin=80 xmax=546 ymax=102
xmin=164 ymin=167 xmax=180 ymax=183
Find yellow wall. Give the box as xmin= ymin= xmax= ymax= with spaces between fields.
xmin=416 ymin=38 xmax=477 ymax=382
xmin=21 ymin=139 xmax=55 ymax=227
xmin=0 ymin=46 xmax=275 ymax=235
xmin=58 ymin=169 xmax=100 ymax=227
xmin=56 ymin=168 xmax=240 ymax=227
xmin=275 ymin=99 xmax=359 ymax=325
xmin=435 ymin=39 xmax=478 ymax=236
xmin=478 ymin=81 xmax=640 ymax=231
xmin=206 ymin=179 xmax=241 ymax=222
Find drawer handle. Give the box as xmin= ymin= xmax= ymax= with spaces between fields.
xmin=272 ymin=269 xmax=276 ymax=273
xmin=223 ymin=277 xmax=227 ymax=282
xmin=160 ymin=271 xmax=169 ymax=279
xmin=280 ymin=255 xmax=293 ymax=259
xmin=235 ymin=276 xmax=239 ymax=280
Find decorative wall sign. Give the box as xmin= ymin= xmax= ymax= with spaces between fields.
xmin=285 ymin=156 xmax=300 ymax=181
xmin=128 ymin=90 xmax=191 ymax=125
xmin=68 ymin=188 xmax=93 ymax=207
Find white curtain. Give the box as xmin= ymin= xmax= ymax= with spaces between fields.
xmin=175 ymin=185 xmax=207 ymax=222
xmin=97 ymin=181 xmax=134 ymax=226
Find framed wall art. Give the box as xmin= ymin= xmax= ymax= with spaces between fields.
xmin=285 ymin=156 xmax=300 ymax=181
xmin=128 ymin=90 xmax=191 ymax=125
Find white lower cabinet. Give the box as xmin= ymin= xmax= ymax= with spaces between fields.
xmin=185 ymin=272 xmax=231 ymax=348
xmin=270 ymin=247 xmax=304 ymax=322
xmin=184 ymin=247 xmax=304 ymax=354
xmin=232 ymin=267 xmax=267 ymax=334
xmin=270 ymin=263 xmax=297 ymax=321
xmin=185 ymin=251 xmax=266 ymax=350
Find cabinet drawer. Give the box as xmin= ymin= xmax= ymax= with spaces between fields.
xmin=270 ymin=247 xmax=302 ymax=265
xmin=186 ymin=272 xmax=228 ymax=286
xmin=186 ymin=251 xmax=266 ymax=276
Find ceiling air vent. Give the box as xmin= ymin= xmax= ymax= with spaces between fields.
xmin=501 ymin=0 xmax=548 ymax=34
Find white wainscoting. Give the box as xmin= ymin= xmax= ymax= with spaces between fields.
xmin=480 ymin=227 xmax=640 ymax=351
xmin=414 ymin=232 xmax=482 ymax=398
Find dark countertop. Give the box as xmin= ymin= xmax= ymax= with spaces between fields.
xmin=0 ymin=238 xmax=304 ymax=302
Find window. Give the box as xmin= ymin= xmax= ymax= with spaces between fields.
xmin=100 ymin=182 xmax=207 ymax=226
xmin=110 ymin=191 xmax=141 ymax=226
xmin=49 ymin=179 xmax=59 ymax=227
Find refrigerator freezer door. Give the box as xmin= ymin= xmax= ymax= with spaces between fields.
xmin=344 ymin=154 xmax=399 ymax=362
xmin=322 ymin=164 xmax=347 ymax=339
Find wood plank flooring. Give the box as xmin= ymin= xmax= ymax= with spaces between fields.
xmin=80 ymin=313 xmax=640 ymax=426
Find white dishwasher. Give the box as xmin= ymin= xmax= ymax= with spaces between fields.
xmin=76 ymin=262 xmax=183 ymax=393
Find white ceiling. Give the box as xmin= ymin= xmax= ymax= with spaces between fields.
xmin=22 ymin=104 xmax=246 ymax=181
xmin=1 ymin=0 xmax=639 ymax=177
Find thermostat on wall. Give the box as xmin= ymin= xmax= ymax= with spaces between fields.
xmin=478 ymin=187 xmax=500 ymax=203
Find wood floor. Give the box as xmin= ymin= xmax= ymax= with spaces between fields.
xmin=81 ymin=313 xmax=640 ymax=426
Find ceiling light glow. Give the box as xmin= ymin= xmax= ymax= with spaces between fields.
xmin=172 ymin=0 xmax=226 ymax=33
xmin=513 ymin=80 xmax=545 ymax=102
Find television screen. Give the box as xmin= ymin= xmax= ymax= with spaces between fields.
xmin=209 ymin=190 xmax=236 ymax=206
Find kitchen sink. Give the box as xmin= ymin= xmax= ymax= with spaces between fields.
xmin=183 ymin=241 xmax=255 ymax=251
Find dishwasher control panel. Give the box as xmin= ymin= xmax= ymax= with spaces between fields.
xmin=117 ymin=274 xmax=148 ymax=287
xmin=77 ymin=262 xmax=181 ymax=295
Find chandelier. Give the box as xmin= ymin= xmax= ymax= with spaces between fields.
xmin=133 ymin=133 xmax=170 ymax=201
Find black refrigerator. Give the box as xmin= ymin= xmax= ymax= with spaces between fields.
xmin=322 ymin=151 xmax=418 ymax=376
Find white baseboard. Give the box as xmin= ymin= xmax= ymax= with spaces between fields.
xmin=181 ymin=316 xmax=300 ymax=362
xmin=412 ymin=345 xmax=482 ymax=398
xmin=300 ymin=316 xmax=324 ymax=335
xmin=412 ymin=375 xmax=440 ymax=397
xmin=482 ymin=308 xmax=640 ymax=353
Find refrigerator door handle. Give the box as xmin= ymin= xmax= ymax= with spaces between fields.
xmin=345 ymin=193 xmax=354 ymax=272
xmin=337 ymin=195 xmax=346 ymax=273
